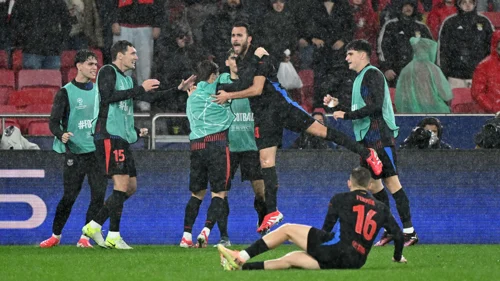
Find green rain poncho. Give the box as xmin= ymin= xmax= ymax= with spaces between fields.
xmin=395 ymin=37 xmax=453 ymax=113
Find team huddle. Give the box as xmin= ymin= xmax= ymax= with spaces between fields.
xmin=40 ymin=22 xmax=417 ymax=271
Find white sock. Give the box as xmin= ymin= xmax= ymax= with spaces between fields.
xmin=80 ymin=235 xmax=89 ymax=240
xmin=239 ymin=250 xmax=251 ymax=262
xmin=52 ymin=234 xmax=61 ymax=240
xmin=183 ymin=232 xmax=192 ymax=241
xmin=89 ymin=220 xmax=101 ymax=229
xmin=201 ymin=227 xmax=211 ymax=237
xmin=403 ymin=227 xmax=415 ymax=234
xmin=107 ymin=231 xmax=120 ymax=239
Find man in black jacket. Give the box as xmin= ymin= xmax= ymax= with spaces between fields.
xmin=438 ymin=0 xmax=494 ymax=89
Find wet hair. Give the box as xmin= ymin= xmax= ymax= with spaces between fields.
xmin=233 ymin=21 xmax=253 ymax=36
xmin=350 ymin=166 xmax=371 ymax=188
xmin=196 ymin=60 xmax=219 ymax=81
xmin=74 ymin=49 xmax=97 ymax=67
xmin=345 ymin=39 xmax=372 ymax=57
xmin=111 ymin=40 xmax=134 ymax=61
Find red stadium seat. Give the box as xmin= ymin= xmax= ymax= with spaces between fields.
xmin=8 ymin=89 xmax=56 ymax=107
xmin=451 ymin=87 xmax=485 ymax=113
xmin=91 ymin=48 xmax=104 ymax=66
xmin=64 ymin=68 xmax=78 ymax=84
xmin=0 ymin=88 xmax=12 ymax=105
xmin=298 ymin=70 xmax=314 ymax=113
xmin=0 ymin=69 xmax=15 ymax=88
xmin=11 ymin=49 xmax=23 ymax=72
xmin=27 ymin=120 xmax=52 ymax=136
xmin=0 ymin=105 xmax=22 ymax=131
xmin=61 ymin=50 xmax=78 ymax=84
xmin=17 ymin=69 xmax=62 ymax=90
xmin=483 ymin=12 xmax=500 ymax=29
xmin=0 ymin=50 xmax=8 ymax=69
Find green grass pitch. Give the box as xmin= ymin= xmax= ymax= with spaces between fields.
xmin=1 ymin=245 xmax=499 ymax=281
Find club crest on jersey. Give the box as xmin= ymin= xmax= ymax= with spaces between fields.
xmin=477 ymin=23 xmax=483 ymax=31
xmin=76 ymin=98 xmax=87 ymax=110
xmin=67 ymin=159 xmax=74 ymax=166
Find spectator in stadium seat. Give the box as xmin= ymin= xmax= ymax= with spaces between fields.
xmin=471 ymin=31 xmax=500 ymax=113
xmin=254 ymin=0 xmax=297 ymax=70
xmin=437 ymin=0 xmax=493 ymax=89
xmin=288 ymin=0 xmax=315 ymax=70
xmin=349 ymin=0 xmax=380 ymax=66
xmin=377 ymin=0 xmax=432 ymax=87
xmin=309 ymin=0 xmax=355 ymax=108
xmin=426 ymin=0 xmax=457 ymax=40
xmin=64 ymin=0 xmax=104 ymax=50
xmin=395 ymin=37 xmax=453 ymax=113
xmin=11 ymin=0 xmax=71 ymax=69
xmin=111 ymin=0 xmax=165 ymax=112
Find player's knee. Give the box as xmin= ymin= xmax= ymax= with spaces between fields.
xmin=260 ymin=158 xmax=275 ymax=168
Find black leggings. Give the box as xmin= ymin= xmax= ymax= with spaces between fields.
xmin=52 ymin=152 xmax=108 ymax=235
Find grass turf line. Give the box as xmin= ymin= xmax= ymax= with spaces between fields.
xmin=1 ymin=245 xmax=499 ymax=281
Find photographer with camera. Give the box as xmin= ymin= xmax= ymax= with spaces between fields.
xmin=474 ymin=112 xmax=500 ymax=149
xmin=400 ymin=117 xmax=452 ymax=149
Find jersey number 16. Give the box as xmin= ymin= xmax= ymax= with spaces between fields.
xmin=353 ymin=205 xmax=377 ymax=240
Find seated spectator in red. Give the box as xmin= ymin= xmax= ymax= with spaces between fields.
xmin=349 ymin=0 xmax=380 ymax=66
xmin=471 ymin=31 xmax=500 ymax=113
xmin=426 ymin=0 xmax=457 ymax=40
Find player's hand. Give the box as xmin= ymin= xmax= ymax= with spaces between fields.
xmin=312 ymin=38 xmax=325 ymax=48
xmin=323 ymin=94 xmax=339 ymax=108
xmin=142 ymin=79 xmax=160 ymax=92
xmin=187 ymin=85 xmax=197 ymax=96
xmin=152 ymin=27 xmax=161 ymax=40
xmin=333 ymin=111 xmax=345 ymax=120
xmin=332 ymin=40 xmax=345 ymax=50
xmin=139 ymin=128 xmax=148 ymax=137
xmin=392 ymin=255 xmax=408 ymax=263
xmin=212 ymin=90 xmax=231 ymax=104
xmin=112 ymin=23 xmax=121 ymax=35
xmin=61 ymin=132 xmax=74 ymax=144
xmin=254 ymin=47 xmax=269 ymax=58
xmin=178 ymin=75 xmax=197 ymax=91
xmin=384 ymin=70 xmax=397 ymax=81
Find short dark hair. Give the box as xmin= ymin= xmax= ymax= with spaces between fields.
xmin=232 ymin=21 xmax=252 ymax=36
xmin=111 ymin=40 xmax=134 ymax=61
xmin=74 ymin=49 xmax=97 ymax=67
xmin=350 ymin=166 xmax=371 ymax=188
xmin=196 ymin=60 xmax=219 ymax=82
xmin=345 ymin=39 xmax=372 ymax=57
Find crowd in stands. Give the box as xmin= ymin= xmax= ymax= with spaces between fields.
xmin=1 ymin=0 xmax=500 ymax=136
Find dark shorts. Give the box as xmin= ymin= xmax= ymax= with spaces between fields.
xmin=360 ymin=146 xmax=398 ymax=180
xmin=253 ymin=101 xmax=315 ymax=150
xmin=94 ymin=138 xmax=137 ymax=178
xmin=229 ymin=150 xmax=262 ymax=182
xmin=307 ymin=227 xmax=366 ymax=270
xmin=189 ymin=133 xmax=230 ymax=193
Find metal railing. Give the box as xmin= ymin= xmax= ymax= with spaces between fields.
xmin=0 ymin=112 xmax=151 ymax=133
xmin=151 ymin=113 xmax=189 ymax=149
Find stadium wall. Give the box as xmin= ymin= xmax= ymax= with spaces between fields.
xmin=1 ymin=150 xmax=499 ymax=245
